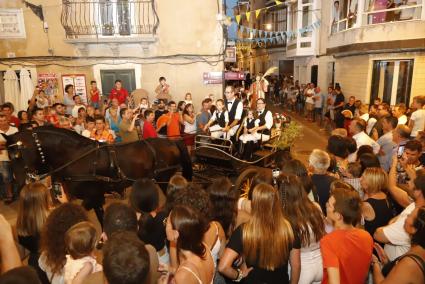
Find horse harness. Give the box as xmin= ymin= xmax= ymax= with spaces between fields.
xmin=9 ymin=131 xmax=177 ymax=184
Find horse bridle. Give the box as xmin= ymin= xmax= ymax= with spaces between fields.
xmin=7 ymin=132 xmax=48 ymax=182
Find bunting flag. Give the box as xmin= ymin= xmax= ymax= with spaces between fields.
xmin=255 ymin=9 xmax=262 ymax=19
xmin=235 ymin=15 xmax=241 ymax=25
xmin=275 ymin=0 xmax=283 ymax=5
xmin=246 ymin=11 xmax=251 ymax=22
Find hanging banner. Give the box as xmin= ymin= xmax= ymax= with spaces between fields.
xmin=37 ymin=73 xmax=59 ymax=105
xmin=246 ymin=11 xmax=251 ymax=22
xmin=255 ymin=9 xmax=262 ymax=19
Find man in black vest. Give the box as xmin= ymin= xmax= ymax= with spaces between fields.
xmin=252 ymin=98 xmax=273 ymax=142
xmin=223 ymin=85 xmax=243 ymax=139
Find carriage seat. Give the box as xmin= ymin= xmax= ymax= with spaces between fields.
xmin=262 ymin=127 xmax=281 ymax=150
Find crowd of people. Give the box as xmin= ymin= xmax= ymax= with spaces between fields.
xmin=0 ymin=74 xmax=425 ymax=284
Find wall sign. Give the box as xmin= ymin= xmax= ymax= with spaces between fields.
xmin=0 ymin=9 xmax=26 ymax=38
xmin=62 ymin=74 xmax=88 ymax=103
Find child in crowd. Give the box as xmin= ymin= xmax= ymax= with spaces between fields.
xmin=143 ymin=109 xmax=158 ymax=139
xmin=64 ymin=221 xmax=102 ymax=284
xmin=239 ymin=109 xmax=258 ymax=144
xmin=82 ymin=117 xmax=95 ymax=138
xmin=342 ymin=161 xmax=363 ymax=198
xmin=203 ymin=99 xmax=228 ymax=139
xmin=89 ymin=81 xmax=100 ymax=109
xmin=139 ymin=97 xmax=149 ymax=115
xmin=184 ymin=92 xmax=193 ymax=105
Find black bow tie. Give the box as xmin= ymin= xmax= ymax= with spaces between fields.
xmin=258 ymin=111 xmax=262 ymax=114
xmin=227 ymin=101 xmax=233 ymax=104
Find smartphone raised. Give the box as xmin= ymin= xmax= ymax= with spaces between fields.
xmin=52 ymin=182 xmax=62 ymax=199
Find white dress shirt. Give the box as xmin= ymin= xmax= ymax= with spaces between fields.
xmin=353 ymin=131 xmax=380 ymax=154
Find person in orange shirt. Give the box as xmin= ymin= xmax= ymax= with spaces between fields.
xmin=91 ymin=116 xmax=114 ymax=144
xmin=321 ymin=187 xmax=373 ymax=284
xmin=157 ymin=101 xmax=181 ymax=140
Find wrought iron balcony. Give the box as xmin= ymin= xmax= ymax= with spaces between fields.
xmin=61 ymin=0 xmax=159 ymax=38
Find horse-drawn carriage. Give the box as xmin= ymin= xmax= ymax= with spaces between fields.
xmin=192 ymin=114 xmax=290 ymax=183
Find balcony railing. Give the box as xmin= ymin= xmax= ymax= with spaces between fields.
xmin=331 ymin=1 xmax=423 ymax=35
xmin=61 ymin=0 xmax=159 ymax=38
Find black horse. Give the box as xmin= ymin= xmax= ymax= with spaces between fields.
xmin=4 ymin=126 xmax=192 ymax=221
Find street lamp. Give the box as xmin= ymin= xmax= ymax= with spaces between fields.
xmin=265 ymin=23 xmax=272 ymax=30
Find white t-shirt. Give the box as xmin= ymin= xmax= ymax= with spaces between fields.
xmin=383 ymin=202 xmax=415 ymax=261
xmin=305 ymin=89 xmax=314 ymax=104
xmin=0 ymin=126 xmax=18 ymax=162
xmin=410 ymin=109 xmax=425 ymax=137
xmin=397 ymin=115 xmax=408 ymax=125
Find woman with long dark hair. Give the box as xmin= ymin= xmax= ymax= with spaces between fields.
xmin=277 ymin=174 xmax=325 ymax=284
xmin=207 ymin=177 xmax=239 ymax=238
xmin=218 ymin=184 xmax=300 ymax=284
xmin=130 ymin=178 xmax=169 ymax=265
xmin=163 ymin=205 xmax=214 ymax=283
xmin=16 ymin=183 xmax=51 ymax=282
xmin=182 ymin=103 xmax=196 ymax=153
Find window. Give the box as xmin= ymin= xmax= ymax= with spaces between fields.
xmin=331 ymin=0 xmax=358 ymax=34
xmin=276 ymin=8 xmax=287 ymax=32
xmin=370 ymin=60 xmax=414 ymax=106
xmin=364 ymin=0 xmax=422 ymax=25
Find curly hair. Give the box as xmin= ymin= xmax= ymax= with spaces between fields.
xmin=207 ymin=177 xmax=239 ymax=238
xmin=40 ymin=203 xmax=88 ymax=276
xmin=172 ymin=184 xmax=211 ymax=221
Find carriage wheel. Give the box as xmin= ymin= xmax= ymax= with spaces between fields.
xmin=234 ymin=167 xmax=259 ymax=199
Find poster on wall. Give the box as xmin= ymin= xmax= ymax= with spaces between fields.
xmin=61 ymin=74 xmax=88 ymax=104
xmin=37 ymin=73 xmax=59 ymax=105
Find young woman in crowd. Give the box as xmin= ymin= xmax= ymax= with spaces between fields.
xmin=277 ymin=174 xmax=325 ymax=284
xmin=39 ymin=203 xmax=89 ymax=284
xmin=372 ymin=206 xmax=425 ymax=283
xmin=182 ymin=103 xmax=196 ymax=153
xmin=172 ymin=185 xmax=226 ymax=271
xmin=130 ymin=178 xmax=169 ymax=265
xmin=164 ymin=174 xmax=188 ymax=214
xmin=207 ymin=177 xmax=239 ymax=238
xmin=218 ymin=183 xmax=301 ymax=284
xmin=360 ymin=167 xmax=395 ymax=240
xmin=163 ymin=205 xmax=215 ymax=284
xmin=281 ymin=159 xmax=317 ymax=202
xmin=326 ymin=135 xmax=350 ymax=175
xmin=64 ymin=221 xmax=102 ymax=284
xmin=16 ymin=183 xmax=51 ymax=282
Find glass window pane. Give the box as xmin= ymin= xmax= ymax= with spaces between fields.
xmin=396 ymin=60 xmax=414 ymax=105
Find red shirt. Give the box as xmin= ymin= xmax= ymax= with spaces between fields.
xmin=109 ymin=88 xmax=129 ymax=105
xmin=143 ymin=121 xmax=158 ymax=139
xmin=9 ymin=116 xmax=20 ymax=127
xmin=90 ymin=88 xmax=100 ymax=103
xmin=321 ymin=228 xmax=373 ymax=284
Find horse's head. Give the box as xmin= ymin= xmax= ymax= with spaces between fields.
xmin=4 ymin=129 xmax=47 ymax=186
